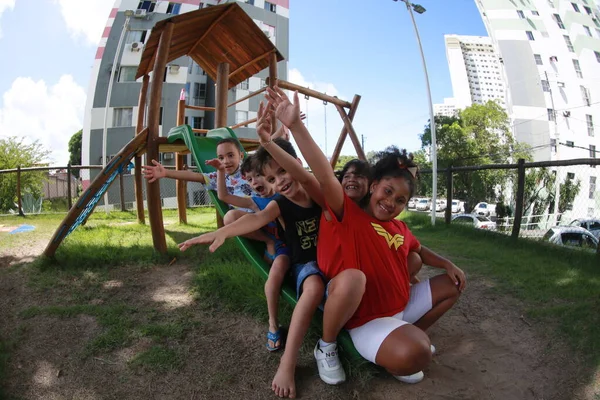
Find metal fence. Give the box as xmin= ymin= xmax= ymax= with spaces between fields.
xmin=0 ymin=165 xmax=212 ymax=217
xmin=416 ymin=158 xmax=600 ymax=242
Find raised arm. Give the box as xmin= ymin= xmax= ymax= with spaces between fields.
xmin=143 ymin=159 xmax=206 ymax=184
xmin=257 ymin=102 xmax=325 ymax=208
xmin=266 ymin=87 xmax=344 ymax=219
xmin=206 ymin=158 xmax=256 ymax=211
xmin=178 ymin=201 xmax=280 ymax=253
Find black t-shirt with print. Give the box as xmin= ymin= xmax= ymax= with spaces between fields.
xmin=276 ymin=196 xmax=321 ymax=265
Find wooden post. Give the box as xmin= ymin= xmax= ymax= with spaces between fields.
xmin=268 ymin=52 xmax=278 ymax=133
xmin=445 ymin=166 xmax=453 ymax=225
xmin=119 ymin=172 xmax=126 ymax=212
xmin=511 ymin=158 xmax=526 ymax=240
xmin=135 ymin=74 xmax=149 ymax=224
xmin=145 ymin=22 xmax=174 ymax=254
xmin=67 ymin=163 xmax=73 ymax=209
xmin=176 ymin=98 xmax=187 ymax=224
xmin=214 ymin=62 xmax=230 ymax=228
xmin=330 ymin=95 xmax=361 ymax=168
xmin=334 ymin=105 xmax=366 ymax=161
xmin=16 ymin=165 xmax=24 ymax=217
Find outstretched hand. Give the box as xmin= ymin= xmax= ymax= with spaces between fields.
xmin=142 ymin=159 xmax=166 ymax=183
xmin=265 ymin=86 xmax=302 ymax=129
xmin=205 ymin=158 xmax=224 ymax=171
xmin=178 ymin=231 xmax=225 ymax=253
xmin=256 ymin=101 xmax=274 ymax=144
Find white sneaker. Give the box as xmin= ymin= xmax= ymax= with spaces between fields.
xmin=394 ymin=371 xmax=424 ymax=384
xmin=314 ymin=341 xmax=346 ymax=385
xmin=430 ymin=344 xmax=436 ymax=355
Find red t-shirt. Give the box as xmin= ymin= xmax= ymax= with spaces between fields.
xmin=317 ymin=194 xmax=420 ymax=329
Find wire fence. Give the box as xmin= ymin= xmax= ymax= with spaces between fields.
xmin=0 ymin=165 xmax=212 ymax=217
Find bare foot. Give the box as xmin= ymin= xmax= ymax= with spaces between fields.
xmin=272 ymin=360 xmax=296 ymax=398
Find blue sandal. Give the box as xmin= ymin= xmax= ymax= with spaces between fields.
xmin=266 ymin=328 xmax=285 ymax=352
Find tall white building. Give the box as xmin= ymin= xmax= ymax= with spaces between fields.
xmin=474 ymin=0 xmax=600 ymax=217
xmin=444 ymin=34 xmax=507 ymax=111
xmin=433 ymin=97 xmax=458 ymax=117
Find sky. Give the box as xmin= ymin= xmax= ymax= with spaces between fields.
xmin=0 ymin=0 xmax=488 ymax=165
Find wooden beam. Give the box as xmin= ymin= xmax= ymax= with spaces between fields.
xmin=185 ymin=105 xmax=215 ymax=112
xmin=215 ymin=62 xmax=229 ymax=228
xmin=330 ymin=94 xmax=361 ymax=168
xmin=228 ymin=87 xmax=266 ymax=108
xmin=270 ymin=79 xmax=352 ymax=109
xmin=188 ymin=6 xmax=235 ymax=55
xmin=334 ymin=104 xmax=366 ymax=161
xmin=229 ymin=50 xmax=274 ymax=79
xmin=176 ymin=98 xmax=187 ymax=224
xmin=146 ymin=22 xmax=174 ymax=254
xmin=268 ymin=52 xmax=278 ymax=134
xmin=134 ymin=74 xmax=149 ymax=225
xmin=230 ymin=117 xmax=257 ymax=130
xmin=192 ymin=128 xmax=209 ymax=134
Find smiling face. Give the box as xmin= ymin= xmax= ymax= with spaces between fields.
xmin=367 ymin=176 xmax=411 ymax=221
xmin=341 ymin=166 xmax=369 ymax=202
xmin=244 ymin=169 xmax=274 ymax=197
xmin=216 ymin=142 xmax=243 ymax=175
xmin=262 ymin=159 xmax=299 ymax=198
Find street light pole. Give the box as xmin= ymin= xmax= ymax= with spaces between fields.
xmin=397 ymin=0 xmax=438 ymax=225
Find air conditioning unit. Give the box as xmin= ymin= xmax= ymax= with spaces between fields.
xmin=549 ymin=55 xmax=558 ymax=62
xmin=163 ymin=153 xmax=174 ymax=161
xmin=130 ymin=42 xmax=142 ymax=52
xmin=563 ymin=111 xmax=571 ymax=117
xmin=134 ymin=9 xmax=147 ymax=18
xmin=168 ymin=64 xmax=180 ymax=74
xmin=557 ymin=81 xmax=565 ymax=88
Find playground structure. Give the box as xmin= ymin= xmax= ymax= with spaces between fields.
xmin=44 ymin=2 xmax=366 ymax=258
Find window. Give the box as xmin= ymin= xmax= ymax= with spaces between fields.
xmin=534 ymin=54 xmax=543 ymax=65
xmin=590 ymin=177 xmax=597 ymax=199
xmin=542 ymin=80 xmax=550 ymax=92
xmin=551 ymin=138 xmax=557 ymax=152
xmin=584 ymin=6 xmax=592 ymax=14
xmin=191 ymin=83 xmax=207 ymax=106
xmin=247 ymin=0 xmax=254 ymax=4
xmin=590 ymin=145 xmax=597 ymax=158
xmin=584 ymin=26 xmax=592 ymax=36
xmin=547 ymin=108 xmax=556 ymax=121
xmin=166 ymin=2 xmax=181 ymax=14
xmin=235 ymin=110 xmax=248 ymax=124
xmin=566 ymin=141 xmax=574 ymax=148
xmin=192 ymin=117 xmax=203 ymax=129
xmin=572 ymin=2 xmax=580 ymax=12
xmin=586 ymin=114 xmax=594 ymax=136
xmin=554 ymin=14 xmax=565 ymax=29
xmin=517 ymin=10 xmax=525 ymax=18
xmin=159 ymin=107 xmax=163 ymax=125
xmin=113 ymin=108 xmax=133 ymax=127
xmin=532 ymin=10 xmax=539 ymax=15
xmin=126 ymin=30 xmax=147 ymax=44
xmin=580 ymin=86 xmax=591 ymax=106
xmin=238 ymin=79 xmax=249 ymax=90
xmin=118 ymin=66 xmax=137 ymax=82
xmin=137 ymin=1 xmax=156 ymax=12
xmin=526 ymin=31 xmax=535 ymax=40
xmin=264 ymin=1 xmax=276 ymax=12
xmin=564 ymin=35 xmax=574 ymax=52
xmin=573 ymin=59 xmax=583 ymax=78
xmin=595 ymin=51 xmax=600 ymax=63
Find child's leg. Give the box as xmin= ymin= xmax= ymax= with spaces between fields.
xmin=223 ymin=209 xmax=276 ymax=256
xmin=412 ymin=274 xmax=460 ymax=331
xmin=408 ymin=251 xmax=423 ymax=284
xmin=272 ymin=274 xmax=324 ymax=398
xmin=265 ymin=254 xmax=290 ymax=348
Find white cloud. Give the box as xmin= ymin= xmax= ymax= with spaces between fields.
xmin=0 ymin=0 xmax=16 ymax=39
xmin=53 ymin=0 xmax=114 ymax=45
xmin=0 ymin=75 xmax=86 ymax=165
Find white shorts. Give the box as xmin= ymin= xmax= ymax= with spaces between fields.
xmin=348 ymin=279 xmax=433 ymax=364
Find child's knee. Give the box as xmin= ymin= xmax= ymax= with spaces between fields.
xmin=408 ymin=251 xmax=423 ymax=277
xmin=301 ymin=275 xmax=325 ymax=296
xmin=223 ymin=209 xmax=245 ymax=225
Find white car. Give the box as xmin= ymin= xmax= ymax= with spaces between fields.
xmin=452 ymin=214 xmax=497 ymax=230
xmin=472 ymin=202 xmax=496 ymax=217
xmin=542 ymin=226 xmax=598 ymax=250
xmin=435 ymin=199 xmax=446 ymax=212
xmin=451 ymin=200 xmax=464 ymax=213
xmin=568 ymin=218 xmax=600 ymax=239
xmin=416 ymin=198 xmax=430 ymax=211
xmin=408 ymin=198 xmax=416 ymax=209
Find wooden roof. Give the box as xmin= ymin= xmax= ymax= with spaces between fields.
xmin=136 ymin=3 xmax=284 ymax=88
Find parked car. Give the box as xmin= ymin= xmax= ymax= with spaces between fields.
xmin=542 ymin=226 xmax=599 ymax=250
xmin=568 ymin=218 xmax=600 ymax=239
xmin=408 ymin=198 xmax=416 ymax=209
xmin=416 ymin=198 xmax=430 ymax=211
xmin=472 ymin=202 xmax=496 ymax=218
xmin=451 ymin=214 xmax=497 ymax=230
xmin=451 ymin=200 xmax=464 ymax=213
xmin=435 ymin=199 xmax=446 ymax=212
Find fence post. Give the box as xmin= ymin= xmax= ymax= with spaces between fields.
xmin=511 ymin=158 xmax=526 ymax=239
xmin=445 ymin=166 xmax=453 ymax=225
xmin=119 ymin=171 xmax=126 ymax=212
xmin=67 ymin=163 xmax=73 ymax=210
xmin=16 ymin=165 xmax=24 ymax=216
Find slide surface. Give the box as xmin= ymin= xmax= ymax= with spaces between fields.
xmin=168 ymin=125 xmax=361 ymax=360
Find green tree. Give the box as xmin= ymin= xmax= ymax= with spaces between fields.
xmin=0 ymin=137 xmax=51 ymax=212
xmin=333 ymin=155 xmax=358 ymax=171
xmin=420 ymin=101 xmax=531 ymax=212
xmin=68 ymin=129 xmax=82 ymax=178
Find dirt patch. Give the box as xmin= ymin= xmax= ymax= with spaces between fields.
xmin=0 ymin=254 xmax=596 ymax=399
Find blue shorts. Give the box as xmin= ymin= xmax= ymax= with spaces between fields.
xmin=274 ymin=240 xmax=290 ymax=258
xmin=290 ymin=260 xmax=325 ymax=299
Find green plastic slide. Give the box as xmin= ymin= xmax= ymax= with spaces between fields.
xmin=167 ymin=125 xmax=361 ymax=361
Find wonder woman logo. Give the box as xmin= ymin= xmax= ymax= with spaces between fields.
xmin=371 ymin=223 xmax=404 ymax=250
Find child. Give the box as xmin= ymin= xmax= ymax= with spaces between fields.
xmin=266 ymin=86 xmax=466 ymax=385
xmin=179 ymin=111 xmax=334 ymax=397
xmin=205 ymin=153 xmax=290 ymax=351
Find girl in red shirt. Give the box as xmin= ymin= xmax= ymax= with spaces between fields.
xmin=265 ymin=87 xmax=466 ymax=384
